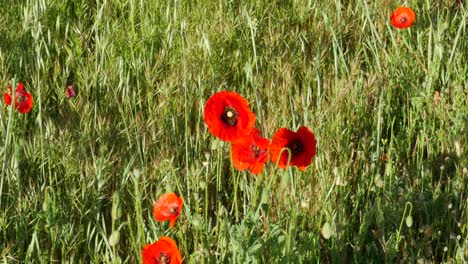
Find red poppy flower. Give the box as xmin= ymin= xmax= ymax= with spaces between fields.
xmin=142 ymin=236 xmax=182 ymax=264
xmin=153 ymin=193 xmax=183 ymax=228
xmin=3 ymin=83 xmax=33 ymax=114
xmin=203 ymin=91 xmax=256 ymax=142
xmin=231 ymin=128 xmax=270 ymax=174
xmin=65 ymin=85 xmax=76 ymax=98
xmin=269 ymin=126 xmax=317 ymax=170
xmin=390 ymin=7 xmax=416 ymax=29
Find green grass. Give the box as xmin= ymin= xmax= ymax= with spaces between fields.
xmin=0 ymin=0 xmax=466 ymax=263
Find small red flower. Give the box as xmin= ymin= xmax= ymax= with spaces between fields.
xmin=65 ymin=85 xmax=76 ymax=98
xmin=203 ymin=91 xmax=256 ymax=142
xmin=390 ymin=7 xmax=416 ymax=29
xmin=269 ymin=126 xmax=317 ymax=170
xmin=142 ymin=236 xmax=182 ymax=264
xmin=3 ymin=83 xmax=33 ymax=114
xmin=153 ymin=193 xmax=183 ymax=228
xmin=231 ymin=128 xmax=270 ymax=174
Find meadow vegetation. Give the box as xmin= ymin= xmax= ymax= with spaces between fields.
xmin=0 ymin=0 xmax=466 ymax=263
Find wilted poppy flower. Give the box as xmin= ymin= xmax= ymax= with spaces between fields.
xmin=390 ymin=7 xmax=416 ymax=29
xmin=269 ymin=126 xmax=317 ymax=170
xmin=3 ymin=83 xmax=33 ymax=114
xmin=65 ymin=85 xmax=76 ymax=98
xmin=142 ymin=236 xmax=182 ymax=264
xmin=231 ymin=128 xmax=270 ymax=174
xmin=153 ymin=193 xmax=183 ymax=228
xmin=203 ymin=91 xmax=256 ymax=142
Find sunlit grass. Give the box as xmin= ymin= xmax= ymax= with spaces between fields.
xmin=0 ymin=0 xmax=466 ymax=263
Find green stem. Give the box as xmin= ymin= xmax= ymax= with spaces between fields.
xmin=395 ymin=202 xmax=413 ymax=250
xmin=0 ymin=80 xmax=16 ymax=208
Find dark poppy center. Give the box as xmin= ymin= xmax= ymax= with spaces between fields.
xmin=157 ymin=252 xmax=171 ymax=264
xmin=287 ymin=139 xmax=304 ymax=156
xmin=169 ymin=205 xmax=178 ymax=215
xmin=399 ymin=16 xmax=408 ymax=24
xmin=16 ymin=92 xmax=27 ymax=103
xmin=251 ymin=145 xmax=262 ymax=159
xmin=221 ymin=106 xmax=238 ymax=126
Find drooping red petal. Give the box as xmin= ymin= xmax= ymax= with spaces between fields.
xmin=3 ymin=86 xmax=12 ymax=105
xmin=231 ymin=128 xmax=270 ymax=174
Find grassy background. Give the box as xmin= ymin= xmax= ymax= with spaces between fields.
xmin=0 ymin=0 xmax=466 ymax=263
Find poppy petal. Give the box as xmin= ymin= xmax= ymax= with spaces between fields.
xmin=3 ymin=86 xmax=12 ymax=105
xmin=153 ymin=193 xmax=183 ymax=229
xmin=231 ymin=128 xmax=270 ymax=174
xmin=3 ymin=83 xmax=33 ymax=114
xmin=203 ymin=91 xmax=256 ymax=142
xmin=142 ymin=236 xmax=182 ymax=264
xmin=390 ymin=7 xmax=416 ymax=29
xmin=270 ymin=126 xmax=317 ymax=170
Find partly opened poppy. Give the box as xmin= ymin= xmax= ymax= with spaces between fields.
xmin=153 ymin=193 xmax=183 ymax=228
xmin=142 ymin=236 xmax=182 ymax=264
xmin=269 ymin=126 xmax=317 ymax=170
xmin=231 ymin=128 xmax=270 ymax=174
xmin=390 ymin=7 xmax=416 ymax=29
xmin=203 ymin=91 xmax=256 ymax=142
xmin=3 ymin=83 xmax=33 ymax=114
xmin=65 ymin=85 xmax=76 ymax=98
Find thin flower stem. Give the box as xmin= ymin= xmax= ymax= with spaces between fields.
xmin=273 ymin=147 xmax=296 ymax=200
xmin=289 ymin=165 xmax=296 ymax=200
xmin=395 ymin=201 xmax=413 ymax=250
xmin=0 ymin=80 xmax=16 ymax=208
xmin=230 ymin=146 xmax=239 ymax=222
xmin=273 ymin=147 xmax=292 ymax=170
xmin=270 ymin=147 xmax=291 ymax=188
